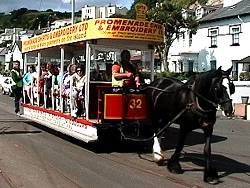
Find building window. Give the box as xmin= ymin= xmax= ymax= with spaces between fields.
xmin=179 ymin=61 xmax=183 ymax=72
xmin=208 ymin=28 xmax=218 ymax=48
xmin=173 ymin=61 xmax=177 ymax=72
xmin=189 ymin=32 xmax=192 ymax=47
xmin=243 ymin=63 xmax=250 ymax=72
xmin=196 ymin=8 xmax=202 ymax=18
xmin=230 ymin=25 xmax=241 ymax=46
xmin=210 ymin=60 xmax=216 ymax=70
xmin=188 ymin=60 xmax=194 ymax=72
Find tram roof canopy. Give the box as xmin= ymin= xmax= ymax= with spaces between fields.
xmin=22 ymin=18 xmax=164 ymax=53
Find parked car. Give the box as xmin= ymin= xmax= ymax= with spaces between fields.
xmin=0 ymin=77 xmax=15 ymax=95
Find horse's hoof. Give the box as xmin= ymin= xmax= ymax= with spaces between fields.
xmin=167 ymin=161 xmax=183 ymax=174
xmin=155 ymin=159 xmax=166 ymax=166
xmin=153 ymin=152 xmax=165 ymax=166
xmin=204 ymin=177 xmax=219 ymax=185
xmin=204 ymin=168 xmax=219 ymax=184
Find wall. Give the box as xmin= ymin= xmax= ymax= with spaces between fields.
xmin=231 ymin=81 xmax=250 ymax=103
xmin=168 ymin=13 xmax=250 ymax=73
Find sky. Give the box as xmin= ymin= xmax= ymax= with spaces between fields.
xmin=0 ymin=0 xmax=134 ymax=13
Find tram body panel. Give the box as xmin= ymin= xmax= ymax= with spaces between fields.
xmin=104 ymin=93 xmax=148 ymax=120
xmin=22 ymin=104 xmax=98 ymax=142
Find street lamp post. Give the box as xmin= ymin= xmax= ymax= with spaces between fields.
xmin=71 ymin=0 xmax=75 ymax=25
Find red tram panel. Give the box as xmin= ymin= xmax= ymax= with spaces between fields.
xmin=104 ymin=94 xmax=148 ymax=120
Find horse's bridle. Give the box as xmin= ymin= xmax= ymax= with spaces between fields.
xmin=189 ymin=76 xmax=234 ymax=115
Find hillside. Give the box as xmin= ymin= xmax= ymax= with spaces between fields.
xmin=0 ymin=8 xmax=81 ymax=31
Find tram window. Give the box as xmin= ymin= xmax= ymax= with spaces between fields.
xmin=90 ymin=50 xmax=114 ymax=82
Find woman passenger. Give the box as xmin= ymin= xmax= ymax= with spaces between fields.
xmin=71 ymin=65 xmax=86 ymax=117
xmin=62 ymin=64 xmax=76 ymax=112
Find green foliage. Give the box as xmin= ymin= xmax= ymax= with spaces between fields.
xmin=239 ymin=72 xmax=250 ymax=81
xmin=127 ymin=0 xmax=208 ymax=71
xmin=0 ymin=8 xmax=71 ymax=30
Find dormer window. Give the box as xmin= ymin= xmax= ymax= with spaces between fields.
xmin=208 ymin=28 xmax=218 ymax=48
xmin=196 ymin=8 xmax=202 ymax=18
xmin=230 ymin=25 xmax=241 ymax=46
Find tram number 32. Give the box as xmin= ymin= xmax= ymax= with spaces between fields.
xmin=129 ymin=98 xmax=142 ymax=109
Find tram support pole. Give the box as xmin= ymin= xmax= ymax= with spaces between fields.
xmin=24 ymin=54 xmax=27 ymax=74
xmin=23 ymin=54 xmax=27 ymax=104
xmin=150 ymin=50 xmax=155 ymax=82
xmin=85 ymin=41 xmax=91 ymax=120
xmin=71 ymin=0 xmax=75 ymax=25
xmin=60 ymin=47 xmax=65 ymax=112
xmin=37 ymin=52 xmax=41 ymax=106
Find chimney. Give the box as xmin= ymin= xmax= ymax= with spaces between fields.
xmin=223 ymin=0 xmax=242 ymax=7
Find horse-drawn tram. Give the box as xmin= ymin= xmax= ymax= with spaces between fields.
xmin=21 ymin=16 xmax=236 ymax=184
xmin=21 ymin=18 xmax=165 ymax=143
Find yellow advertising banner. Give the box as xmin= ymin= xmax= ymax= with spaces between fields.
xmin=22 ymin=18 xmax=164 ymax=53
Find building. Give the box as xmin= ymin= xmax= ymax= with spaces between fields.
xmin=50 ymin=19 xmax=72 ymax=29
xmin=81 ymin=4 xmax=128 ymax=20
xmin=168 ymin=0 xmax=250 ymax=79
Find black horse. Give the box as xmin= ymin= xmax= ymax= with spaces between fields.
xmin=146 ymin=67 xmax=234 ymax=184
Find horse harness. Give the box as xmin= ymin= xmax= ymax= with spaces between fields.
xmin=120 ymin=76 xmax=234 ymax=141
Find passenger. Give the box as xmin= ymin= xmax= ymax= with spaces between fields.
xmin=38 ymin=64 xmax=48 ymax=94
xmin=62 ymin=64 xmax=76 ymax=97
xmin=62 ymin=64 xmax=76 ymax=112
xmin=112 ymin=50 xmax=141 ymax=88
xmin=71 ymin=65 xmax=86 ymax=117
xmin=37 ymin=64 xmax=48 ymax=105
xmin=44 ymin=63 xmax=59 ymax=107
xmin=11 ymin=61 xmax=23 ymax=114
xmin=22 ymin=65 xmax=36 ymax=103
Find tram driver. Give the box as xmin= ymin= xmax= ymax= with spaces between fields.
xmin=112 ymin=50 xmax=141 ymax=88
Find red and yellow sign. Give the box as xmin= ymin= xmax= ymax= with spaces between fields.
xmin=22 ymin=18 xmax=164 ymax=53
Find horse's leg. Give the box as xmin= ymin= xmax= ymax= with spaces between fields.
xmin=151 ymin=114 xmax=166 ymax=165
xmin=167 ymin=127 xmax=187 ymax=174
xmin=153 ymin=134 xmax=165 ymax=165
xmin=203 ymin=127 xmax=219 ymax=184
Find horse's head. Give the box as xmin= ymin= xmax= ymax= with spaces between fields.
xmin=210 ymin=66 xmax=235 ymax=116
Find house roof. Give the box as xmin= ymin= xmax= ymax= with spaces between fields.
xmin=238 ymin=56 xmax=250 ymax=63
xmin=0 ymin=47 xmax=8 ymax=55
xmin=200 ymin=0 xmax=250 ymax=22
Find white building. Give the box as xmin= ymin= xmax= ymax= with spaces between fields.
xmin=50 ymin=19 xmax=72 ymax=29
xmin=81 ymin=4 xmax=128 ymax=20
xmin=0 ymin=28 xmax=23 ymax=44
xmin=168 ymin=0 xmax=250 ymax=79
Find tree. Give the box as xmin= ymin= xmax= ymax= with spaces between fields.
xmin=148 ymin=0 xmax=208 ymax=71
xmin=127 ymin=0 xmax=207 ymax=71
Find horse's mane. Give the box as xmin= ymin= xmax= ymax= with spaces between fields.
xmin=185 ymin=70 xmax=217 ymax=87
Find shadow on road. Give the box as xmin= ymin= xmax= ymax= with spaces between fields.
xmin=0 ymin=126 xmax=42 ymax=135
xmin=24 ymin=121 xmax=250 ymax=181
xmin=181 ymin=152 xmax=250 ymax=180
xmin=24 ymin=121 xmax=227 ymax=156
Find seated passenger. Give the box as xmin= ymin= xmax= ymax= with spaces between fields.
xmin=43 ymin=63 xmax=59 ymax=107
xmin=62 ymin=64 xmax=76 ymax=112
xmin=62 ymin=64 xmax=76 ymax=97
xmin=112 ymin=50 xmax=141 ymax=88
xmin=71 ymin=65 xmax=86 ymax=117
